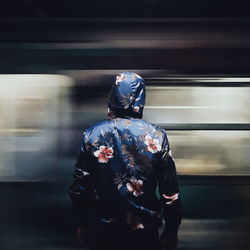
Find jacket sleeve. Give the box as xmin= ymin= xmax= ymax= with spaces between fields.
xmin=157 ymin=131 xmax=183 ymax=235
xmin=69 ymin=138 xmax=94 ymax=229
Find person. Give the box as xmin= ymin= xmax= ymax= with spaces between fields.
xmin=69 ymin=72 xmax=182 ymax=250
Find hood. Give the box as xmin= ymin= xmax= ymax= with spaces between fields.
xmin=107 ymin=72 xmax=146 ymax=119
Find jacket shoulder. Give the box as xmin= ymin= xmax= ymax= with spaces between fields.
xmin=85 ymin=119 xmax=111 ymax=132
xmin=140 ymin=119 xmax=167 ymax=135
xmin=82 ymin=119 xmax=112 ymax=142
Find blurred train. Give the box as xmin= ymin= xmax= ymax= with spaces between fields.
xmin=0 ymin=17 xmax=250 ymax=250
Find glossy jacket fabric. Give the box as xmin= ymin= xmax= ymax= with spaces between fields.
xmin=69 ymin=72 xmax=182 ymax=232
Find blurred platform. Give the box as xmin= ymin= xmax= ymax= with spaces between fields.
xmin=0 ymin=181 xmax=249 ymax=250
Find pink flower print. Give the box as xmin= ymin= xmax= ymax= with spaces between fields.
xmin=162 ymin=193 xmax=179 ymax=205
xmin=133 ymin=106 xmax=140 ymax=112
xmin=126 ymin=212 xmax=144 ymax=230
xmin=115 ymin=73 xmax=125 ymax=85
xmin=126 ymin=177 xmax=144 ymax=197
xmin=145 ymin=135 xmax=162 ymax=154
xmin=94 ymin=145 xmax=113 ymax=163
xmin=136 ymin=223 xmax=144 ymax=229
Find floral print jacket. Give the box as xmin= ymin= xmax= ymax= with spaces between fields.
xmin=69 ymin=72 xmax=182 ymax=232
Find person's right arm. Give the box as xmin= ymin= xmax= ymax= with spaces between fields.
xmin=69 ymin=136 xmax=94 ymax=242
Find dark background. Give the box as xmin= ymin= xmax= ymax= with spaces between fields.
xmin=0 ymin=1 xmax=250 ymax=250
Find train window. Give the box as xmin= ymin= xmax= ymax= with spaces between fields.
xmin=0 ymin=74 xmax=73 ymax=181
xmin=144 ymin=83 xmax=250 ymax=176
xmin=144 ymin=86 xmax=250 ymax=124
xmin=0 ymin=73 xmax=249 ymax=179
xmin=168 ymin=131 xmax=250 ymax=175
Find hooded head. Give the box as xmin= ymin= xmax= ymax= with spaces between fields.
xmin=107 ymin=72 xmax=146 ymax=119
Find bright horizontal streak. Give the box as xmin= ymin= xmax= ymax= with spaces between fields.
xmin=145 ymin=106 xmax=212 ymax=109
xmin=0 ymin=74 xmax=74 ymax=99
xmin=198 ymin=78 xmax=250 ymax=82
xmin=0 ymin=129 xmax=39 ymax=133
xmin=146 ymin=77 xmax=250 ymax=82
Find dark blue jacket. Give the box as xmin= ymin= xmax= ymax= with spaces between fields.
xmin=69 ymin=72 xmax=182 ymax=232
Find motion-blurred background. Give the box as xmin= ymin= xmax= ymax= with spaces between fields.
xmin=0 ymin=1 xmax=250 ymax=250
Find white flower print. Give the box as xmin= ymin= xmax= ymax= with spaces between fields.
xmin=162 ymin=193 xmax=179 ymax=205
xmin=94 ymin=145 xmax=114 ymax=163
xmin=126 ymin=177 xmax=144 ymax=197
xmin=144 ymin=135 xmax=162 ymax=154
xmin=115 ymin=73 xmax=125 ymax=85
xmin=126 ymin=212 xmax=144 ymax=230
xmin=133 ymin=106 xmax=140 ymax=112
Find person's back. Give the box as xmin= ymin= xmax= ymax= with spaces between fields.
xmin=69 ymin=72 xmax=182 ymax=250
